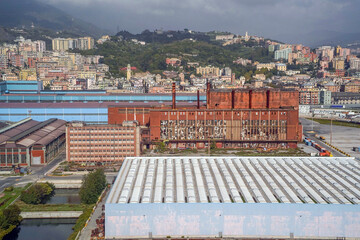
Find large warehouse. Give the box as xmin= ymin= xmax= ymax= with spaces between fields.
xmin=106 ymin=156 xmax=360 ymax=239
xmin=108 ymin=84 xmax=302 ymax=149
xmin=0 ymin=118 xmax=66 ymax=166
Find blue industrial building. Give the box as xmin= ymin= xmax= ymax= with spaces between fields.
xmin=0 ymin=81 xmax=206 ymax=123
xmin=0 ymin=81 xmax=43 ymax=94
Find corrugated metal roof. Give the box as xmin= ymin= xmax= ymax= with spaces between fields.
xmin=0 ymin=118 xmax=65 ymax=148
xmin=16 ymin=119 xmax=66 ymax=147
xmin=0 ymin=120 xmax=39 ymax=145
xmin=107 ymin=157 xmax=360 ymax=205
xmin=8 ymin=119 xmax=57 ymax=142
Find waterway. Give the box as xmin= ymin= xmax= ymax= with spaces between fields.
xmin=4 ymin=189 xmax=81 ymax=239
xmin=45 ymin=188 xmax=81 ymax=204
xmin=3 ymin=218 xmax=77 ymax=240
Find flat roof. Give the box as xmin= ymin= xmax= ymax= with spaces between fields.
xmin=107 ymin=156 xmax=360 ymax=205
xmin=0 ymin=102 xmax=200 ymax=109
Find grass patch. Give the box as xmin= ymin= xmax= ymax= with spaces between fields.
xmin=0 ymin=224 xmax=17 ymax=239
xmin=307 ymin=118 xmax=360 ymax=128
xmin=234 ymin=147 xmax=310 ymax=157
xmin=67 ymin=205 xmax=94 ymax=240
xmin=16 ymin=201 xmax=89 ymax=212
xmin=0 ymin=184 xmax=31 ymax=211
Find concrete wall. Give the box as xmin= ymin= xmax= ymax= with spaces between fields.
xmin=105 ymin=203 xmax=360 ymax=239
xmin=38 ymin=179 xmax=82 ymax=188
xmin=21 ymin=211 xmax=82 ymax=219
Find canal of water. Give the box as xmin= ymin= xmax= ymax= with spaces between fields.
xmin=4 ymin=189 xmax=81 ymax=240
xmin=4 ymin=218 xmax=77 ymax=240
xmin=45 ymin=188 xmax=81 ymax=204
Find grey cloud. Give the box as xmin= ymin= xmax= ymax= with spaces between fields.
xmin=40 ymin=0 xmax=360 ymax=45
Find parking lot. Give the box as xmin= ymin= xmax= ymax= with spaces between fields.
xmin=301 ymin=118 xmax=360 ymax=159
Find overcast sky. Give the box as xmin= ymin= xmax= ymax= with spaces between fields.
xmin=41 ymin=0 xmax=359 ymax=45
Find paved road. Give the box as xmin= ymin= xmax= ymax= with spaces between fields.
xmin=79 ymin=189 xmax=109 ymax=240
xmin=301 ymin=118 xmax=349 ymax=158
xmin=0 ymin=151 xmax=66 ymax=192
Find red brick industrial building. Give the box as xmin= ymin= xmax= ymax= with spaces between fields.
xmin=108 ymin=83 xmax=302 ymax=149
xmin=0 ymin=118 xmax=66 ymax=167
xmin=66 ymin=122 xmax=141 ymax=163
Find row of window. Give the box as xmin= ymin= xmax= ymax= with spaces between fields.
xmin=69 ymin=138 xmax=133 ymax=142
xmin=70 ymin=144 xmax=133 ymax=147
xmin=71 ymin=147 xmax=133 ymax=151
xmin=163 ymin=111 xmax=287 ymax=116
xmin=69 ymin=133 xmax=134 ymax=137
xmin=70 ymin=153 xmax=134 ymax=158
xmin=70 ymin=128 xmax=134 ymax=131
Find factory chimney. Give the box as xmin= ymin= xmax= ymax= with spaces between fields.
xmin=206 ymin=81 xmax=211 ymax=109
xmin=172 ymin=82 xmax=176 ymax=109
xmin=231 ymin=90 xmax=235 ymax=109
xmin=197 ymin=90 xmax=200 ymax=109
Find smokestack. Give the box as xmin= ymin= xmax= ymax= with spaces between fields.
xmin=206 ymin=81 xmax=211 ymax=109
xmin=231 ymin=90 xmax=235 ymax=109
xmin=266 ymin=90 xmax=270 ymax=109
xmin=197 ymin=90 xmax=200 ymax=109
xmin=249 ymin=89 xmax=253 ymax=109
xmin=172 ymin=82 xmax=176 ymax=109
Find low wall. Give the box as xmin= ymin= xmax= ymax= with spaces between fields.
xmin=21 ymin=211 xmax=83 ymax=219
xmin=37 ymin=179 xmax=82 ymax=188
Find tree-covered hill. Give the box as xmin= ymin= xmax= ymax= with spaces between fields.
xmin=77 ymin=38 xmax=274 ymax=78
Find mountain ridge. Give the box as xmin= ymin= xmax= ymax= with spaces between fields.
xmin=0 ymin=0 xmax=107 ymax=38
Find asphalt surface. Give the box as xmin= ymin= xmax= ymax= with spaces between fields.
xmin=300 ymin=118 xmax=359 ymax=158
xmin=0 ymin=151 xmax=66 ymax=192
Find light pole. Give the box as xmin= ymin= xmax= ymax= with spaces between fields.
xmin=330 ymin=117 xmax=333 ymax=145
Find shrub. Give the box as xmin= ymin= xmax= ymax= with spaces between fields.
xmin=20 ymin=182 xmax=55 ymax=204
xmin=4 ymin=186 xmax=14 ymax=192
xmin=79 ymin=169 xmax=106 ymax=204
xmin=3 ymin=205 xmax=21 ymax=226
xmin=0 ymin=205 xmax=21 ymax=229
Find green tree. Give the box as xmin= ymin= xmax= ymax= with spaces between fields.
xmin=3 ymin=205 xmax=21 ymax=227
xmin=79 ymin=169 xmax=106 ymax=204
xmin=20 ymin=182 xmax=55 ymax=204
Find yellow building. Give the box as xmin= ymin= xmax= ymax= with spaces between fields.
xmin=333 ymin=58 xmax=345 ymax=70
xmin=52 ymin=38 xmax=71 ymax=51
xmin=196 ymin=66 xmax=220 ymax=77
xmin=256 ymin=63 xmax=275 ymax=70
xmin=127 ymin=64 xmax=132 ymax=80
xmin=77 ymin=71 xmax=97 ymax=79
xmin=77 ymin=37 xmax=95 ymax=50
xmin=336 ymin=46 xmax=342 ymax=56
xmin=19 ymin=69 xmax=37 ymax=80
xmin=276 ymin=63 xmax=287 ymax=72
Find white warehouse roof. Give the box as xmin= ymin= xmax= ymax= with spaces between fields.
xmin=107 ymin=156 xmax=360 ymax=205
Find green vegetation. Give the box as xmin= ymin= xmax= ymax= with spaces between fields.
xmin=155 ymin=141 xmax=167 ymax=153
xmin=79 ymin=169 xmax=106 ymax=204
xmin=116 ymin=30 xmax=211 ymax=44
xmin=16 ymin=201 xmax=88 ymax=212
xmin=77 ymin=38 xmax=274 ymax=78
xmin=233 ymin=147 xmax=310 ymax=157
xmin=67 ymin=205 xmax=95 ymax=240
xmin=308 ymin=118 xmax=360 ymax=128
xmin=0 ymin=184 xmax=30 ymax=210
xmin=210 ymin=140 xmax=217 ymax=150
xmin=20 ymin=182 xmax=55 ymax=204
xmin=146 ymin=146 xmax=309 ymax=157
xmin=0 ymin=205 xmax=21 ymax=239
